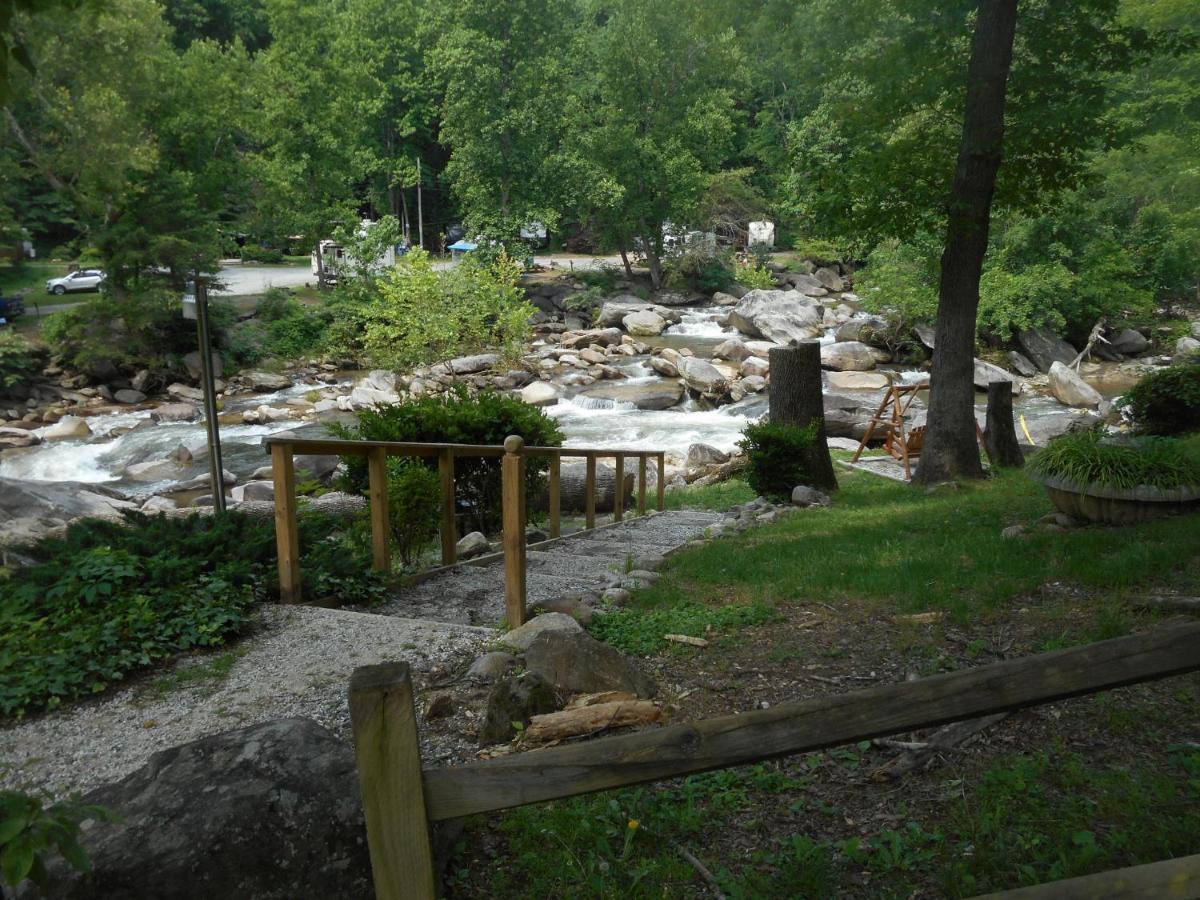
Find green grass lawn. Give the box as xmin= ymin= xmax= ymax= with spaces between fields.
xmin=648 ymin=468 xmax=1200 ymax=621
xmin=0 ymin=262 xmax=70 ymax=296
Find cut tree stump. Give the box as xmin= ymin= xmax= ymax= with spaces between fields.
xmin=768 ymin=343 xmax=838 ymax=491
xmin=984 ymin=381 xmax=1024 ymax=468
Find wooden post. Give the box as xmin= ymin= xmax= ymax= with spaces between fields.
xmin=637 ymin=455 xmax=647 ymax=514
xmin=439 ymin=449 xmax=457 ymax=564
xmin=270 ymin=443 xmax=302 ymax=604
xmin=656 ymin=453 xmax=665 ymax=511
xmin=613 ymin=453 xmax=625 ymax=522
xmin=502 ymin=435 xmax=527 ymax=627
xmin=984 ymin=381 xmax=1024 ymax=468
xmin=348 ymin=662 xmax=437 ymax=900
xmin=548 ymin=452 xmax=561 ymax=539
xmin=769 ymin=343 xmax=838 ymax=490
xmin=367 ymin=447 xmax=390 ymax=574
xmin=584 ymin=454 xmax=596 ymax=529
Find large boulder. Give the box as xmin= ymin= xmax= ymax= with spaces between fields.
xmin=1107 ymin=328 xmax=1149 ymax=356
xmin=1048 ymin=361 xmax=1102 ymax=408
xmin=27 ymin=719 xmax=372 ymax=900
xmin=113 ymin=388 xmax=147 ymax=405
xmin=441 ymin=353 xmax=499 ymax=375
xmin=524 ymin=630 xmax=657 ymax=698
xmin=677 ymin=357 xmax=727 ymax=394
xmin=244 ymin=371 xmax=292 ymax=392
xmin=973 ymin=359 xmax=1019 ymax=393
xmin=0 ymin=478 xmax=136 ymax=530
xmin=166 ymin=383 xmax=204 ymax=402
xmin=40 ymin=415 xmax=92 ymax=441
xmin=648 ymin=356 xmax=679 ymax=377
xmin=151 ymin=402 xmax=199 ymax=423
xmin=582 ymin=379 xmax=684 ymax=410
xmin=521 ymin=380 xmax=561 ymax=407
xmin=813 ymin=266 xmax=845 ymax=292
xmin=712 ymin=337 xmax=752 ymax=362
xmin=597 ymin=301 xmax=679 ymax=329
xmin=826 ymin=371 xmax=890 ymax=391
xmin=820 ymin=341 xmax=880 ymax=372
xmin=479 ymin=673 xmax=559 ymax=745
xmin=560 ymin=327 xmax=623 ymax=349
xmin=686 ymin=443 xmax=730 ymax=469
xmin=182 ymin=350 xmax=224 ymax=381
xmin=500 ymin=611 xmax=583 ymax=652
xmin=781 ymin=272 xmax=829 ymax=297
xmin=728 ymin=289 xmax=823 ymax=344
xmin=1007 ymin=351 xmax=1038 ymax=377
xmin=1176 ymin=336 xmax=1200 ymax=358
xmin=0 ymin=426 xmax=40 ymax=449
xmin=1018 ymin=328 xmax=1077 ymax=373
xmin=622 ymin=310 xmax=668 ymax=336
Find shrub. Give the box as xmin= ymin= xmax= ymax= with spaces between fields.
xmin=737 ymin=419 xmax=823 ymax=501
xmin=256 ymin=287 xmax=293 ymax=322
xmin=387 ymin=459 xmax=442 ymax=568
xmin=733 ymin=260 xmax=777 ymax=290
xmin=1119 ymin=362 xmax=1200 ymax=436
xmin=664 ymin=248 xmax=731 ymax=294
xmin=0 ymin=331 xmax=39 ymax=389
xmin=332 ymin=388 xmax=564 ymax=533
xmin=1027 ymin=429 xmax=1200 ymax=490
xmin=361 ymin=248 xmax=533 ymax=369
xmin=0 ymin=509 xmax=382 ymax=717
xmin=240 ymin=243 xmax=284 ymax=264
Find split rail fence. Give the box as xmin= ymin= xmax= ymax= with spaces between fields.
xmin=262 ymin=434 xmax=666 ymax=625
xmin=348 ymin=622 xmax=1200 ymax=899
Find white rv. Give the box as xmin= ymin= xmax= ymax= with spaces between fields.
xmin=311 ymin=219 xmax=400 ymax=284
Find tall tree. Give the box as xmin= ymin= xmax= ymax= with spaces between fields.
xmin=915 ymin=0 xmax=1019 ymax=483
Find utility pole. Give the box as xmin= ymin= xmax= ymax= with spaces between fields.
xmin=415 ymin=156 xmax=424 ymax=252
xmin=183 ymin=276 xmax=227 ymax=513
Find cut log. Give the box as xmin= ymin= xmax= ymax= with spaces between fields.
xmin=768 ymin=344 xmax=838 ymax=491
xmin=984 ymin=381 xmax=1024 ymax=468
xmin=524 ymin=700 xmax=662 ymax=744
xmin=869 ymin=712 xmax=1007 ymax=780
xmin=531 ymin=461 xmax=633 ymax=513
xmin=664 ymin=634 xmax=709 ymax=647
xmin=564 ymin=691 xmax=637 ymax=710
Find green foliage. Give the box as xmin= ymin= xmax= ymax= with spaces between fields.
xmin=256 ymin=286 xmax=293 ymax=322
xmin=664 ymin=476 xmax=757 ymax=511
xmin=0 ymin=509 xmax=382 ymax=717
xmin=386 ymin=458 xmax=441 ymax=568
xmin=1027 ymin=429 xmax=1200 ymax=490
xmin=738 ymin=420 xmax=823 ymax=501
xmin=591 ymin=599 xmax=778 ymax=656
xmin=239 ymin=243 xmax=284 ymax=263
xmin=1120 ymin=361 xmax=1200 ymax=435
xmin=358 ymin=248 xmax=533 ymax=369
xmin=331 ymin=388 xmax=563 ymax=533
xmin=0 ymin=790 xmax=116 ymax=891
xmin=0 ymin=330 xmax=38 ymax=389
xmin=42 ymin=286 xmax=198 ymax=375
xmin=577 ymin=263 xmax=623 ymax=292
xmin=663 ymin=249 xmax=732 ymax=295
xmin=733 ymin=260 xmax=776 ymax=290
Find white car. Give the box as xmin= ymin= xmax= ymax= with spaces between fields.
xmin=46 ymin=269 xmax=105 ymax=295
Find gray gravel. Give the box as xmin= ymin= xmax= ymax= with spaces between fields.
xmin=0 ymin=605 xmax=492 ymax=798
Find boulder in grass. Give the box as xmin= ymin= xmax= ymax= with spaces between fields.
xmin=524 ymin=630 xmax=657 ymax=698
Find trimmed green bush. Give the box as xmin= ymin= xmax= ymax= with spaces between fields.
xmin=737 ymin=419 xmax=823 ymax=501
xmin=0 ymin=331 xmax=39 ymax=389
xmin=332 ymin=388 xmax=563 ymax=533
xmin=1028 ymin=429 xmax=1200 ymax=491
xmin=387 ymin=459 xmax=442 ymax=568
xmin=0 ymin=509 xmax=382 ymax=718
xmin=1120 ymin=362 xmax=1200 ymax=436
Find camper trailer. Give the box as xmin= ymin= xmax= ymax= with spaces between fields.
xmin=311 ymin=219 xmax=402 ymax=285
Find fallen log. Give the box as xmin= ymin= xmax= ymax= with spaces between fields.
xmin=524 ymin=700 xmax=662 ymax=744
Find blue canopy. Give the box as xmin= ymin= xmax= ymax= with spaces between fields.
xmin=447 ymin=240 xmax=477 ymax=252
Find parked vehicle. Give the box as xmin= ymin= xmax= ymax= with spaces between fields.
xmin=45 ymin=269 xmax=105 ymax=295
xmin=0 ymin=294 xmax=25 ymax=326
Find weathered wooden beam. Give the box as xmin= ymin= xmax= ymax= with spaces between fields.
xmin=584 ymin=455 xmax=596 ymax=530
xmin=269 ymin=443 xmax=302 ymax=604
xmin=548 ymin=452 xmax=561 ymax=539
xmin=349 ymin=663 xmax=436 ymax=900
xmin=422 ymin=623 xmax=1200 ymax=820
xmin=657 ymin=453 xmax=666 ymax=511
xmin=502 ymin=435 xmax=527 ymax=627
xmin=367 ymin=447 xmax=390 ymax=574
xmin=613 ymin=453 xmax=625 ymax=522
xmin=438 ymin=449 xmax=456 ymax=566
xmin=971 ymin=852 xmax=1200 ymax=899
xmin=638 ymin=456 xmax=647 ymax=514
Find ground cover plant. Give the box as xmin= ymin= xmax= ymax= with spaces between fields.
xmin=1120 ymin=360 xmax=1200 ymax=436
xmin=443 ymin=468 xmax=1200 ymax=897
xmin=0 ymin=509 xmax=381 ymax=718
xmin=1028 ymin=429 xmax=1200 ymax=490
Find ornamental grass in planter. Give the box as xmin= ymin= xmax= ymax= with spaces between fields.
xmin=1027 ymin=430 xmax=1200 ymax=524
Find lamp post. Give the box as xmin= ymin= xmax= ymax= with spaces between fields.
xmin=182 ymin=276 xmax=227 ymax=513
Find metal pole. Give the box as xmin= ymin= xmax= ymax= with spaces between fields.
xmin=195 ymin=278 xmax=227 ymax=513
xmin=415 ymin=156 xmax=424 ymax=252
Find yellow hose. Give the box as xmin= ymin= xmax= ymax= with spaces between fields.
xmin=1020 ymin=414 xmax=1035 ymax=445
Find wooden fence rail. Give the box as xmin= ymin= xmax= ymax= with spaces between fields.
xmin=263 ymin=435 xmax=666 ymax=625
xmin=348 ymin=622 xmax=1200 ymax=899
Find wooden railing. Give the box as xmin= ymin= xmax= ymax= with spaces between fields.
xmin=262 ymin=435 xmax=666 ymax=625
xmin=347 ymin=622 xmax=1200 ymax=899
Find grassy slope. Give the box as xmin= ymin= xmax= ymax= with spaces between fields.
xmin=447 ymin=468 xmax=1200 ymax=899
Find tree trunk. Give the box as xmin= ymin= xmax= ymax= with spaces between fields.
xmin=914 ymin=0 xmax=1019 ymax=484
xmin=617 ymin=237 xmax=634 ymax=278
xmin=530 ymin=462 xmax=633 ymax=513
xmin=768 ymin=344 xmax=838 ymax=491
xmin=983 ymin=381 xmax=1024 ymax=468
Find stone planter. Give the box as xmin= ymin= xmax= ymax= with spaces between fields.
xmin=1033 ymin=473 xmax=1200 ymax=525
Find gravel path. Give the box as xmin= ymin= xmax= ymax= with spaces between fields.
xmin=0 ymin=605 xmax=492 ymax=798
